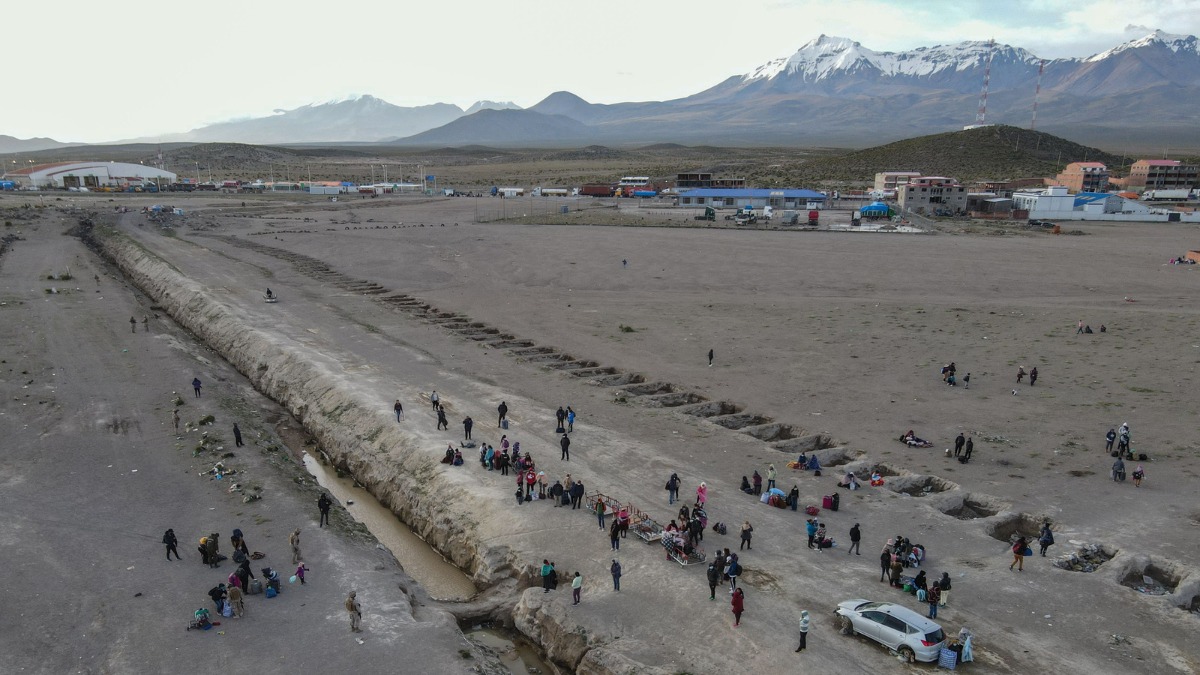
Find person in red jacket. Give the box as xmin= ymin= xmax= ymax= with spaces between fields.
xmin=731 ymin=588 xmax=745 ymax=627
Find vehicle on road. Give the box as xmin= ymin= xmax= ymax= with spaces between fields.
xmin=835 ymin=599 xmax=946 ymax=663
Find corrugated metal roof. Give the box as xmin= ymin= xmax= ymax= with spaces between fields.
xmin=678 ymin=188 xmax=826 ymax=199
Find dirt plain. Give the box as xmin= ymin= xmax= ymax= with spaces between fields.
xmin=3 ymin=190 xmax=1200 ymax=674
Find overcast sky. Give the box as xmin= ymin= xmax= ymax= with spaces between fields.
xmin=6 ymin=0 xmax=1198 ymax=142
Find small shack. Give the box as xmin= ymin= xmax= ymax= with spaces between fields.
xmin=860 ymin=202 xmax=894 ymax=218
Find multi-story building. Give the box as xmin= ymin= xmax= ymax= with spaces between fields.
xmin=874 ymin=171 xmax=922 ymax=192
xmin=675 ymin=172 xmax=746 ymax=190
xmin=1055 ymin=162 xmax=1109 ymax=192
xmin=1122 ymin=160 xmax=1199 ymax=191
xmin=897 ymin=176 xmax=968 ymax=215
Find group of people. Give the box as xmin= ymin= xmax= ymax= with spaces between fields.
xmin=1015 ymin=365 xmax=1038 ymax=386
xmin=939 ymin=362 xmax=968 ymax=387
xmin=180 ymin=525 xmax=314 ymax=629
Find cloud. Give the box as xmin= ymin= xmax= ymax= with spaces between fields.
xmin=1124 ymin=24 xmax=1154 ymax=34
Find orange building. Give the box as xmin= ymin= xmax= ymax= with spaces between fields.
xmin=1055 ymin=162 xmax=1109 ymax=192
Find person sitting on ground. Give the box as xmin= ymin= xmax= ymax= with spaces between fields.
xmin=1100 ymin=324 xmax=1107 ymax=333
xmin=452 ymin=449 xmax=464 ymax=466
xmin=740 ymin=476 xmax=753 ymax=494
xmin=837 ymin=472 xmax=860 ymax=490
xmin=666 ymin=519 xmax=679 ymax=532
xmin=265 ymin=288 xmax=274 ymax=299
xmin=1084 ymin=325 xmax=1093 ymax=334
xmin=805 ymin=455 xmax=821 ymax=473
xmin=678 ymin=504 xmax=692 ymax=525
xmin=870 ymin=472 xmax=884 ymax=486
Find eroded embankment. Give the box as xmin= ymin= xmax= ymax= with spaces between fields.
xmin=86 ymin=226 xmax=520 ymax=585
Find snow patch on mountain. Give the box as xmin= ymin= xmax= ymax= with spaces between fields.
xmin=1084 ymin=29 xmax=1198 ymax=62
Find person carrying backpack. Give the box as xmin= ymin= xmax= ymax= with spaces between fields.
xmin=666 ymin=473 xmax=680 ymax=505
xmin=1038 ymin=522 xmax=1055 ymax=556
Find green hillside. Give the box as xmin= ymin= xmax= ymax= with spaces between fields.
xmin=763 ymin=125 xmax=1124 ymax=186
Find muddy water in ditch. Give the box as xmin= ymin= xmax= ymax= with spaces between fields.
xmin=466 ymin=626 xmax=555 ymax=675
xmin=301 ymin=452 xmax=477 ymax=601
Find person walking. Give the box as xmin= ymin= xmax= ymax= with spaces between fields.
xmin=436 ymin=406 xmax=449 ymax=431
xmin=1010 ymin=536 xmax=1028 ymax=571
xmin=192 ymin=377 xmax=202 ymax=398
xmin=708 ymin=349 xmax=714 ymax=367
xmin=560 ymin=433 xmax=571 ymax=461
xmin=289 ymin=528 xmax=302 ymax=565
xmin=430 ymin=390 xmax=439 ymax=411
xmin=1132 ymin=464 xmax=1145 ymax=487
xmin=938 ymin=572 xmax=951 ymax=606
xmin=463 ymin=416 xmax=473 ymax=440
xmin=1016 ymin=366 xmax=1025 ymax=383
xmin=964 ymin=437 xmax=974 ymax=461
xmin=1105 ymin=428 xmax=1116 ymax=452
xmin=739 ymin=521 xmax=754 ymax=551
xmin=1038 ymin=522 xmax=1055 ymax=556
xmin=706 ymin=560 xmax=721 ymax=600
xmin=666 ymin=473 xmax=680 ymax=504
xmin=497 ymin=401 xmax=508 ymax=427
xmin=1029 ymin=367 xmax=1038 ymax=386
xmin=172 ymin=409 xmax=180 ymax=433
xmin=227 ymin=584 xmax=244 ymax=618
xmin=233 ymin=423 xmax=244 ymax=448
xmin=346 ymin=591 xmax=363 ymax=632
xmin=162 ymin=528 xmax=180 ymax=561
xmin=927 ymin=584 xmax=941 ymax=618
xmin=318 ymin=493 xmax=332 ymax=528
xmin=610 ymin=559 xmax=622 ymax=591
xmin=130 ymin=316 xmax=137 ymax=333
xmin=609 ymin=521 xmax=621 ymax=551
xmin=766 ymin=464 xmax=777 ymax=491
xmin=1112 ymin=456 xmax=1126 ymax=482
xmin=295 ymin=562 xmax=309 ymax=585
xmin=847 ymin=523 xmax=861 ymax=556
xmin=731 ymin=588 xmax=745 ymax=627
xmin=394 ymin=399 xmax=403 ymax=422
xmin=795 ymin=609 xmax=810 ymax=652
xmin=566 ymin=407 xmax=575 ymax=433
xmin=954 ymin=433 xmax=965 ymax=457
xmin=963 ymin=373 xmax=970 ymax=389
xmin=696 ymin=482 xmax=708 ymax=506
xmin=880 ymin=548 xmax=892 ymax=582
xmin=571 ymin=572 xmax=582 ymax=605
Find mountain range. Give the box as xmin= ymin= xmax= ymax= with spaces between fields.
xmin=5 ymin=31 xmax=1198 ymax=150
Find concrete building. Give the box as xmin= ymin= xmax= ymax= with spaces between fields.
xmin=677 ymin=188 xmax=826 ymax=210
xmin=1055 ymin=162 xmax=1109 ymax=192
xmin=675 ymin=172 xmax=746 ymax=190
xmin=2 ymin=161 xmax=176 ymax=189
xmin=874 ymin=171 xmax=922 ymax=192
xmin=896 ymin=176 xmax=968 ymax=215
xmin=1121 ymin=160 xmax=1199 ymax=191
xmin=1012 ymin=185 xmax=1076 ymax=217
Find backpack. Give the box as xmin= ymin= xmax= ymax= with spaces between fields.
xmin=265 ymin=586 xmax=277 ymax=599
xmin=712 ymin=522 xmax=727 ymax=535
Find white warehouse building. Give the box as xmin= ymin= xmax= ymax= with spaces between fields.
xmin=4 ymin=161 xmax=176 ymax=189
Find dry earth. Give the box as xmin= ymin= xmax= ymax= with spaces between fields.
xmin=3 ymin=191 xmax=1199 ymax=674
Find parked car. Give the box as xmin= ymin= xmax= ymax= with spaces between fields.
xmin=835 ymin=599 xmax=946 ymax=663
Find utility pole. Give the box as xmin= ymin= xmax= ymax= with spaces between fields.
xmin=975 ymin=38 xmax=995 ymax=125
xmin=1030 ymin=59 xmax=1045 ymax=130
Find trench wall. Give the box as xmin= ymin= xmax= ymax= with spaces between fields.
xmin=90 ymin=227 xmax=520 ymax=584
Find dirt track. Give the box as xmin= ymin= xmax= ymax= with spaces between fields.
xmin=5 ymin=192 xmax=1199 ymax=674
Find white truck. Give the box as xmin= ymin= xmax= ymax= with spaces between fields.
xmin=1142 ymin=189 xmax=1192 ymax=201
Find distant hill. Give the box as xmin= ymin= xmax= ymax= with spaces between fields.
xmin=393 ymin=109 xmax=597 ymax=147
xmin=0 ymin=135 xmax=73 ymax=154
xmin=778 ymin=125 xmax=1122 ymax=184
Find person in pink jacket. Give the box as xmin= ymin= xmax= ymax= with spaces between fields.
xmin=696 ymin=482 xmax=708 ymax=506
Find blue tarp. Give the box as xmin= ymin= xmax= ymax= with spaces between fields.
xmin=860 ymin=202 xmax=892 ymax=216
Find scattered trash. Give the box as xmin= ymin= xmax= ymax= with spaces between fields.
xmin=1134 ymin=575 xmax=1169 ymax=595
xmin=355 ymin=638 xmax=364 ymax=645
xmin=1053 ymin=544 xmax=1114 ymax=573
xmin=1110 ymin=634 xmax=1131 ymax=646
xmin=126 ymin=566 xmax=135 ymax=571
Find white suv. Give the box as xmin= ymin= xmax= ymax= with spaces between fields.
xmin=835 ymin=599 xmax=947 ymax=663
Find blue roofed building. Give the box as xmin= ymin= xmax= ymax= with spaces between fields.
xmin=677 ymin=188 xmax=826 ymax=210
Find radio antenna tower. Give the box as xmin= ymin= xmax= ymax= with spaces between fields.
xmin=1030 ymin=59 xmax=1046 ymax=130
xmin=975 ymin=38 xmax=995 ymax=125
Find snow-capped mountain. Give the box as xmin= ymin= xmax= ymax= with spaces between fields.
xmin=742 ymin=35 xmax=1041 ymax=83
xmin=98 ymin=30 xmax=1199 ymax=148
xmin=463 ymin=100 xmax=522 ymax=115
